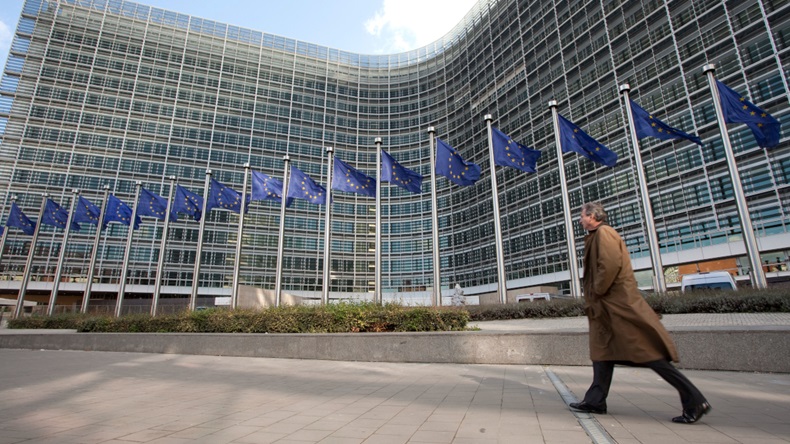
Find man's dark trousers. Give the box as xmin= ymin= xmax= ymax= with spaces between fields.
xmin=583 ymin=360 xmax=707 ymax=410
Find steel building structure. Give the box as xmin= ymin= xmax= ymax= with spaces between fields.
xmin=0 ymin=0 xmax=788 ymax=310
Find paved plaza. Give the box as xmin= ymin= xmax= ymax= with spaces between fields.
xmin=0 ymin=314 xmax=789 ymax=443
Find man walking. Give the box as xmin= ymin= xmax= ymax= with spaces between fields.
xmin=569 ymin=202 xmax=711 ymax=424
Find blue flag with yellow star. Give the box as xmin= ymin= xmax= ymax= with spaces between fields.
xmin=557 ymin=114 xmax=617 ymax=168
xmin=492 ymin=126 xmax=541 ymax=173
xmin=103 ymin=194 xmax=141 ymax=229
xmin=73 ymin=196 xmax=101 ymax=226
xmin=381 ymin=149 xmax=422 ymax=194
xmin=435 ymin=138 xmax=481 ymax=186
xmin=286 ymin=165 xmax=327 ymax=205
xmin=137 ymin=188 xmax=168 ymax=221
xmin=251 ymin=170 xmax=293 ymax=206
xmin=206 ymin=178 xmax=250 ymax=214
xmin=716 ymin=80 xmax=781 ymax=148
xmin=170 ymin=185 xmax=203 ymax=222
xmin=630 ymin=100 xmax=702 ymax=146
xmin=42 ymin=198 xmax=80 ymax=231
xmin=6 ymin=202 xmax=35 ymax=235
xmin=332 ymin=158 xmax=376 ymax=197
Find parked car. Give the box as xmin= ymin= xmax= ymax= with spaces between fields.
xmin=681 ymin=271 xmax=737 ymax=292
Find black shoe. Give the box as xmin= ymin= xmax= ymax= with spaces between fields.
xmin=672 ymin=402 xmax=711 ymax=424
xmin=569 ymin=401 xmax=607 ymax=414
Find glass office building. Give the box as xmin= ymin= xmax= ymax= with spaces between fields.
xmin=0 ymin=0 xmax=788 ymax=307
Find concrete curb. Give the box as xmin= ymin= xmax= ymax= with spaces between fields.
xmin=1 ymin=327 xmax=788 ymax=372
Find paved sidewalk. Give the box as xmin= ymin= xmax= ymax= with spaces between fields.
xmin=470 ymin=312 xmax=790 ymax=331
xmin=1 ymin=348 xmax=789 ymax=444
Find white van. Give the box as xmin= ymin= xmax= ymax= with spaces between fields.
xmin=680 ymin=271 xmax=737 ymax=292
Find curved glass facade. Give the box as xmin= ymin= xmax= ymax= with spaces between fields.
xmin=0 ymin=0 xmax=788 ymax=304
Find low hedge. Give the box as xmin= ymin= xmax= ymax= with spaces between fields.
xmin=466 ymin=287 xmax=790 ymax=321
xmin=7 ymin=289 xmax=789 ymax=331
xmin=7 ymin=302 xmax=470 ymax=333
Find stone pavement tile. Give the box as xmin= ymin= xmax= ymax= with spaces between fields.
xmin=540 ymin=429 xmax=595 ymax=443
xmin=408 ymin=429 xmax=456 ymax=443
xmin=420 ymin=420 xmax=461 ymax=432
xmin=451 ymin=437 xmax=499 ymax=444
xmin=185 ymin=425 xmax=260 ymax=444
xmin=303 ymin=418 xmax=357 ymax=431
xmin=317 ymin=436 xmax=364 ymax=444
xmin=374 ymin=423 xmax=419 ymax=436
xmin=359 ymin=434 xmax=411 ymax=444
xmin=553 ymin=364 xmax=790 ymax=444
xmin=232 ymin=430 xmax=288 ymax=444
xmin=359 ymin=405 xmax=405 ymax=421
xmin=113 ymin=428 xmax=176 ymax=442
xmin=329 ymin=424 xmax=379 ymax=440
xmin=167 ymin=426 xmax=221 ymax=439
xmin=141 ymin=438 xmax=194 ymax=444
xmin=8 ymin=348 xmax=789 ymax=444
xmin=281 ymin=427 xmax=336 ymax=442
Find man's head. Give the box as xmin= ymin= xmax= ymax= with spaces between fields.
xmin=580 ymin=202 xmax=606 ymax=231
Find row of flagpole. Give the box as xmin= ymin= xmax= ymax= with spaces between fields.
xmin=0 ymin=65 xmax=781 ymax=316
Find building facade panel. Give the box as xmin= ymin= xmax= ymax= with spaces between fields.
xmin=0 ymin=0 xmax=788 ymax=307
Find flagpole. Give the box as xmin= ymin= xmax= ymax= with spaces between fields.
xmin=48 ymin=188 xmax=79 ymax=316
xmin=190 ymin=169 xmax=212 ymax=311
xmin=322 ymin=146 xmax=334 ymax=305
xmin=374 ymin=137 xmax=382 ymax=304
xmin=484 ymin=115 xmax=508 ymax=304
xmin=702 ymin=64 xmax=767 ymax=289
xmin=0 ymin=204 xmax=9 ymax=267
xmin=14 ymin=194 xmax=48 ymax=318
xmin=83 ymin=185 xmax=110 ymax=313
xmin=548 ymin=101 xmax=582 ymax=298
xmin=152 ymin=176 xmax=176 ymax=316
xmin=428 ymin=127 xmax=441 ymax=306
xmin=619 ymin=85 xmax=667 ymax=293
xmin=275 ymin=155 xmax=290 ymax=307
xmin=231 ymin=163 xmax=250 ymax=309
xmin=115 ymin=181 xmax=142 ymax=317
xmin=0 ymin=196 xmax=15 ymax=268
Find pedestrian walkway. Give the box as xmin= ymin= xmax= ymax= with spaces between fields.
xmin=470 ymin=312 xmax=790 ymax=332
xmin=1 ymin=313 xmax=789 ymax=443
xmin=0 ymin=347 xmax=788 ymax=444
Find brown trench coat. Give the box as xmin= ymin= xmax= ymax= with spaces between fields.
xmin=582 ymin=224 xmax=679 ymax=363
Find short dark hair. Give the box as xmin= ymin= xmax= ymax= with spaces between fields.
xmin=582 ymin=202 xmax=607 ymax=223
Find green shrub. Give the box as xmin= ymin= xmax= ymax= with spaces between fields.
xmin=6 ymin=302 xmax=469 ymax=333
xmin=7 ymin=288 xmax=788 ymax=331
xmin=466 ymin=298 xmax=585 ymax=321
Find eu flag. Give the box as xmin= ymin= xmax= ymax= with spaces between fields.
xmin=170 ymin=185 xmax=203 ymax=222
xmin=492 ymin=126 xmax=541 ymax=173
xmin=435 ymin=138 xmax=481 ymax=186
xmin=104 ymin=194 xmax=141 ymax=229
xmin=332 ymin=158 xmax=376 ymax=197
xmin=558 ymin=114 xmax=618 ymax=167
xmin=381 ymin=149 xmax=423 ymax=194
xmin=630 ymin=100 xmax=702 ymax=146
xmin=6 ymin=202 xmax=35 ymax=235
xmin=286 ymin=165 xmax=327 ymax=205
xmin=42 ymin=198 xmax=80 ymax=231
xmin=73 ymin=196 xmax=101 ymax=226
xmin=206 ymin=178 xmax=249 ymax=214
xmin=716 ymin=80 xmax=781 ymax=148
xmin=251 ymin=170 xmax=292 ymax=206
xmin=137 ymin=188 xmax=168 ymax=221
